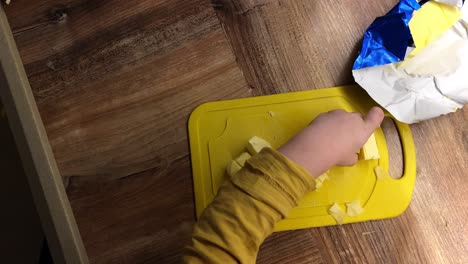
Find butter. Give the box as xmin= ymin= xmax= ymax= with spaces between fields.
xmin=315 ymin=172 xmax=330 ymax=190
xmin=361 ymin=133 xmax=380 ymax=160
xmin=328 ymin=203 xmax=346 ymax=224
xmin=374 ymin=166 xmax=389 ymax=180
xmin=346 ymin=200 xmax=364 ymax=216
xmin=247 ymin=136 xmax=272 ymax=155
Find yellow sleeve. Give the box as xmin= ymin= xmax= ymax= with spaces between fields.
xmin=183 ymin=148 xmax=316 ymax=264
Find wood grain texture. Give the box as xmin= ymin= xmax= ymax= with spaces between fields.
xmin=214 ymin=0 xmax=397 ymax=94
xmin=6 ymin=0 xmax=249 ymax=263
xmin=5 ymin=0 xmax=468 ymax=263
xmin=6 ymin=0 xmax=249 ymax=179
xmin=66 ymin=157 xmax=195 ymax=263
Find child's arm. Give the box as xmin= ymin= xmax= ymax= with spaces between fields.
xmin=183 ymin=107 xmax=384 ymax=263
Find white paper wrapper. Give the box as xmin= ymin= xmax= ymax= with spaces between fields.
xmin=434 ymin=0 xmax=464 ymax=8
xmin=353 ymin=4 xmax=468 ymax=123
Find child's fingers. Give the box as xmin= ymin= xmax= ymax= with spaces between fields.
xmin=364 ymin=107 xmax=384 ymax=133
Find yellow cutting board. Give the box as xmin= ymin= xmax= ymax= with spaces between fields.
xmin=188 ymin=86 xmax=416 ymax=231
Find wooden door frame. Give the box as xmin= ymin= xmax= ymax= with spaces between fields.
xmin=0 ymin=6 xmax=88 ymax=264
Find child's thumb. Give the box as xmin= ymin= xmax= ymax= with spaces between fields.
xmin=364 ymin=107 xmax=384 ymax=133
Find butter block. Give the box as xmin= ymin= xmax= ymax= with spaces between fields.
xmin=346 ymin=200 xmax=364 ymax=217
xmin=407 ymin=1 xmax=461 ymax=60
xmin=328 ymin=203 xmax=346 ymax=224
xmin=361 ymin=133 xmax=380 ymax=160
xmin=247 ymin=136 xmax=272 ymax=155
xmin=315 ymin=172 xmax=330 ymax=190
xmin=374 ymin=166 xmax=389 ymax=180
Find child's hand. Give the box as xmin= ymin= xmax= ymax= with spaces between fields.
xmin=278 ymin=107 xmax=384 ymax=177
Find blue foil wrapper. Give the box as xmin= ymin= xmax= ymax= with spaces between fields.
xmin=353 ymin=0 xmax=421 ymax=70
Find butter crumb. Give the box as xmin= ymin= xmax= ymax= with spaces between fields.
xmin=346 ymin=200 xmax=364 ymax=216
xmin=247 ymin=136 xmax=272 ymax=155
xmin=361 ymin=133 xmax=380 ymax=160
xmin=374 ymin=166 xmax=389 ymax=180
xmin=328 ymin=203 xmax=346 ymax=224
xmin=315 ymin=173 xmax=330 ymax=190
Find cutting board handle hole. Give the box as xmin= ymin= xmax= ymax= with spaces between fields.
xmin=381 ymin=117 xmax=404 ymax=179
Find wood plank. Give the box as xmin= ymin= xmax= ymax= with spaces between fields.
xmin=214 ymin=0 xmax=397 ymax=93
xmin=6 ymin=0 xmax=249 ymax=179
xmin=5 ymin=0 xmax=249 ymax=263
xmin=66 ymin=157 xmax=195 ymax=263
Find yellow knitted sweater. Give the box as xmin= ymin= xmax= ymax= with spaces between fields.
xmin=183 ymin=148 xmax=316 ymax=263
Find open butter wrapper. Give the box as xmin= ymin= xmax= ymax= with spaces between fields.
xmin=353 ymin=0 xmax=468 ymax=123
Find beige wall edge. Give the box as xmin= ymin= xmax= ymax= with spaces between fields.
xmin=0 ymin=6 xmax=88 ymax=264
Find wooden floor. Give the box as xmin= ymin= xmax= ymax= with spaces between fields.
xmin=5 ymin=0 xmax=468 ymax=263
